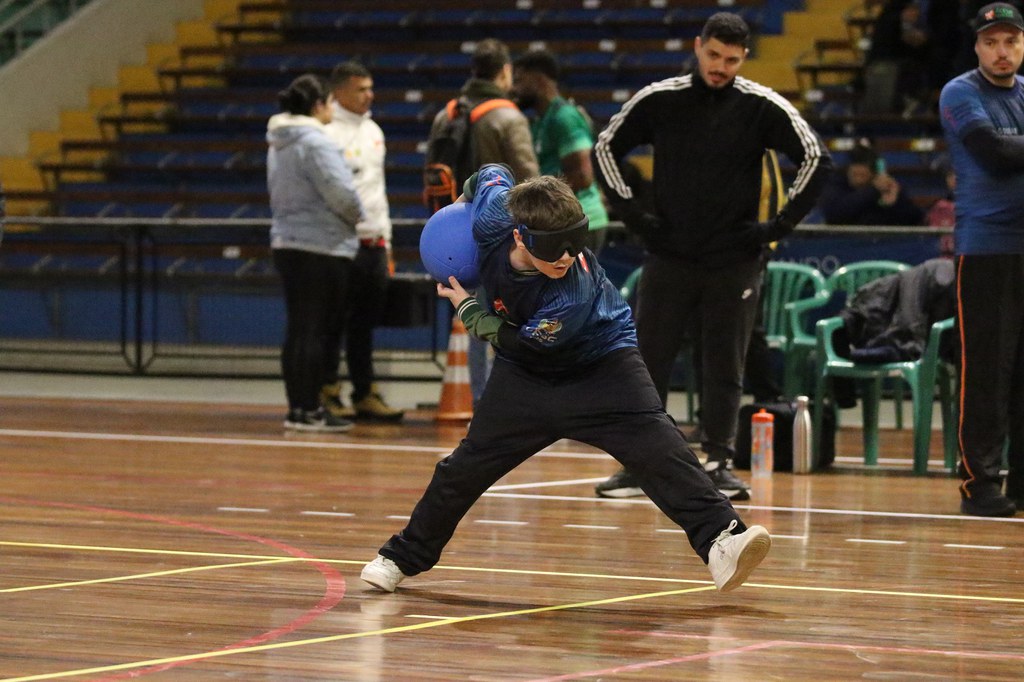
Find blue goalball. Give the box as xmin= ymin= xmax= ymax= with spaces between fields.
xmin=419 ymin=201 xmax=480 ymax=288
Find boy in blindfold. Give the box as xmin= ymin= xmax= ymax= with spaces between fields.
xmin=361 ymin=164 xmax=771 ymax=594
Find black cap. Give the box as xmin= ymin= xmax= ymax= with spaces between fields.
xmin=974 ymin=3 xmax=1024 ymax=33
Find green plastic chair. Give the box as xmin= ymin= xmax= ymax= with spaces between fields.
xmin=812 ymin=315 xmax=957 ymax=474
xmin=761 ymin=261 xmax=828 ymax=397
xmin=785 ymin=260 xmax=911 ymax=403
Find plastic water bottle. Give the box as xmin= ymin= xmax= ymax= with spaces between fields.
xmin=751 ymin=409 xmax=774 ymax=479
xmin=793 ymin=396 xmax=813 ymax=474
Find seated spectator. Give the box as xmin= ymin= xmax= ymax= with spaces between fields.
xmin=818 ymin=142 xmax=924 ymax=226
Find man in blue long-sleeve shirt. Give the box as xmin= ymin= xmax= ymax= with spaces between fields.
xmin=940 ymin=2 xmax=1024 ymax=516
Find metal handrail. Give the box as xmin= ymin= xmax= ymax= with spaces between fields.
xmin=0 ymin=0 xmax=90 ymax=62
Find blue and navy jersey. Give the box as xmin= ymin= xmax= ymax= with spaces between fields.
xmin=470 ymin=164 xmax=637 ymax=371
xmin=940 ymin=70 xmax=1024 ymax=255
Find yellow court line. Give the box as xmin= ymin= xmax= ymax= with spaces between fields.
xmin=3 ymin=539 xmax=1024 ymax=680
xmin=4 ymin=539 xmax=1024 ymax=604
xmin=0 ymin=558 xmax=298 ymax=594
xmin=0 ymin=585 xmax=717 ymax=682
xmin=0 ymin=539 xmax=707 ymax=585
xmin=0 ymin=539 xmax=308 ymax=562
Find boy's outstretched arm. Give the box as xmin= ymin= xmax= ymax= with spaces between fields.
xmin=438 ymin=275 xmax=512 ymax=347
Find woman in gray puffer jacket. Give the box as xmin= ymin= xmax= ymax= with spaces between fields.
xmin=267 ymin=74 xmax=364 ymax=432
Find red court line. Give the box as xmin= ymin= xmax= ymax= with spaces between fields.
xmin=0 ymin=496 xmax=346 ymax=680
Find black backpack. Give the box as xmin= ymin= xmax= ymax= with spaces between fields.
xmin=422 ymin=96 xmax=516 ymax=214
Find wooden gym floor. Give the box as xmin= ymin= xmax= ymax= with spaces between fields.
xmin=1 ymin=382 xmax=1022 ymax=681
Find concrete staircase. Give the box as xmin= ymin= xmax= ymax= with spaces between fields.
xmin=0 ymin=0 xmax=243 ymax=216
xmin=744 ymin=0 xmax=861 ymax=96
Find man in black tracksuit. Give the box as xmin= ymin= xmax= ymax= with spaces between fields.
xmin=593 ymin=13 xmax=832 ymax=500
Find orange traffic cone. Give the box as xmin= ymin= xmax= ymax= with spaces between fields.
xmin=436 ymin=316 xmax=474 ymax=421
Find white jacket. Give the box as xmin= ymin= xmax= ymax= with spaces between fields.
xmin=324 ymin=103 xmax=392 ymax=245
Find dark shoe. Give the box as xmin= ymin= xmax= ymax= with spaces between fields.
xmin=685 ymin=424 xmax=706 ymax=445
xmin=705 ymin=459 xmax=751 ymax=501
xmin=595 ymin=468 xmax=645 ymax=498
xmin=353 ymin=391 xmax=404 ymax=421
xmin=960 ymin=489 xmax=1016 ymax=517
xmin=320 ymin=382 xmax=356 ymax=419
xmin=284 ymin=408 xmax=354 ymax=433
xmin=1006 ymin=472 xmax=1024 ymax=509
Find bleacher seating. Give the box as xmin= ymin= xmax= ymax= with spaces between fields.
xmin=27 ymin=0 xmax=947 ymax=228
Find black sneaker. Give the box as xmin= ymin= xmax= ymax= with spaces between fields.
xmin=284 ymin=408 xmax=354 ymax=433
xmin=960 ymin=488 xmax=1016 ymax=517
xmin=595 ymin=468 xmax=645 ymax=498
xmin=705 ymin=459 xmax=751 ymax=501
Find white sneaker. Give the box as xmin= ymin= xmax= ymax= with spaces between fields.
xmin=361 ymin=554 xmax=406 ymax=592
xmin=708 ymin=520 xmax=771 ymax=592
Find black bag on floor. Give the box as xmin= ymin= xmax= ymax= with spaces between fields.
xmin=734 ymin=400 xmax=836 ymax=472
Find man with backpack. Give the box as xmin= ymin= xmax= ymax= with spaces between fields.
xmin=512 ymin=48 xmax=610 ymax=253
xmin=424 ymin=38 xmax=538 ymax=213
xmin=424 ymin=38 xmax=539 ymax=406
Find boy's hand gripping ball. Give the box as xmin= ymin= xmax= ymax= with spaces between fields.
xmin=419 ymin=202 xmax=480 ymax=288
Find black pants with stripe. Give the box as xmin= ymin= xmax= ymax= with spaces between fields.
xmin=379 ymin=348 xmax=743 ymax=576
xmin=956 ymin=254 xmax=1024 ymax=498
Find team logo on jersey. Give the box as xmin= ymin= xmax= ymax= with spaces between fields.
xmin=578 ymin=253 xmax=590 ymax=272
xmin=493 ymin=298 xmax=508 ymax=315
xmin=531 ymin=318 xmax=563 ymax=342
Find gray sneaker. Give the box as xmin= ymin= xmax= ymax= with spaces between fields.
xmin=284 ymin=408 xmax=354 ymax=433
xmin=708 ymin=520 xmax=771 ymax=592
xmin=595 ymin=468 xmax=644 ymax=498
xmin=361 ymin=554 xmax=407 ymax=592
xmin=704 ymin=459 xmax=751 ymax=501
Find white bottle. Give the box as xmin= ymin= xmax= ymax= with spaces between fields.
xmin=793 ymin=396 xmax=813 ymax=474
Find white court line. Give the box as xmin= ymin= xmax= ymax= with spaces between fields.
xmin=489 ymin=477 xmax=607 ymax=491
xmin=405 ymin=614 xmax=456 ymax=621
xmin=655 ymin=528 xmax=686 ymax=534
xmin=386 ymin=515 xmax=410 ymax=521
xmin=944 ymin=543 xmax=1006 ymax=550
xmin=217 ymin=507 xmax=268 ymax=514
xmin=0 ymin=428 xmax=608 ymax=460
xmin=481 ymin=492 xmax=1024 ymax=524
xmin=563 ymin=524 xmax=619 ymax=531
xmin=7 ymin=428 xmax=1021 ymax=525
xmin=474 ymin=519 xmax=529 ymax=526
xmin=846 ymin=538 xmax=906 ymax=545
xmin=299 ymin=511 xmax=353 ymax=518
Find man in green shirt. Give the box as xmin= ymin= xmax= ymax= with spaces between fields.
xmin=513 ymin=49 xmax=610 ymax=252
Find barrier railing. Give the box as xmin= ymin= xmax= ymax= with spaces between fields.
xmin=0 ymin=216 xmax=441 ymax=376
xmin=0 ymin=216 xmax=952 ymax=377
